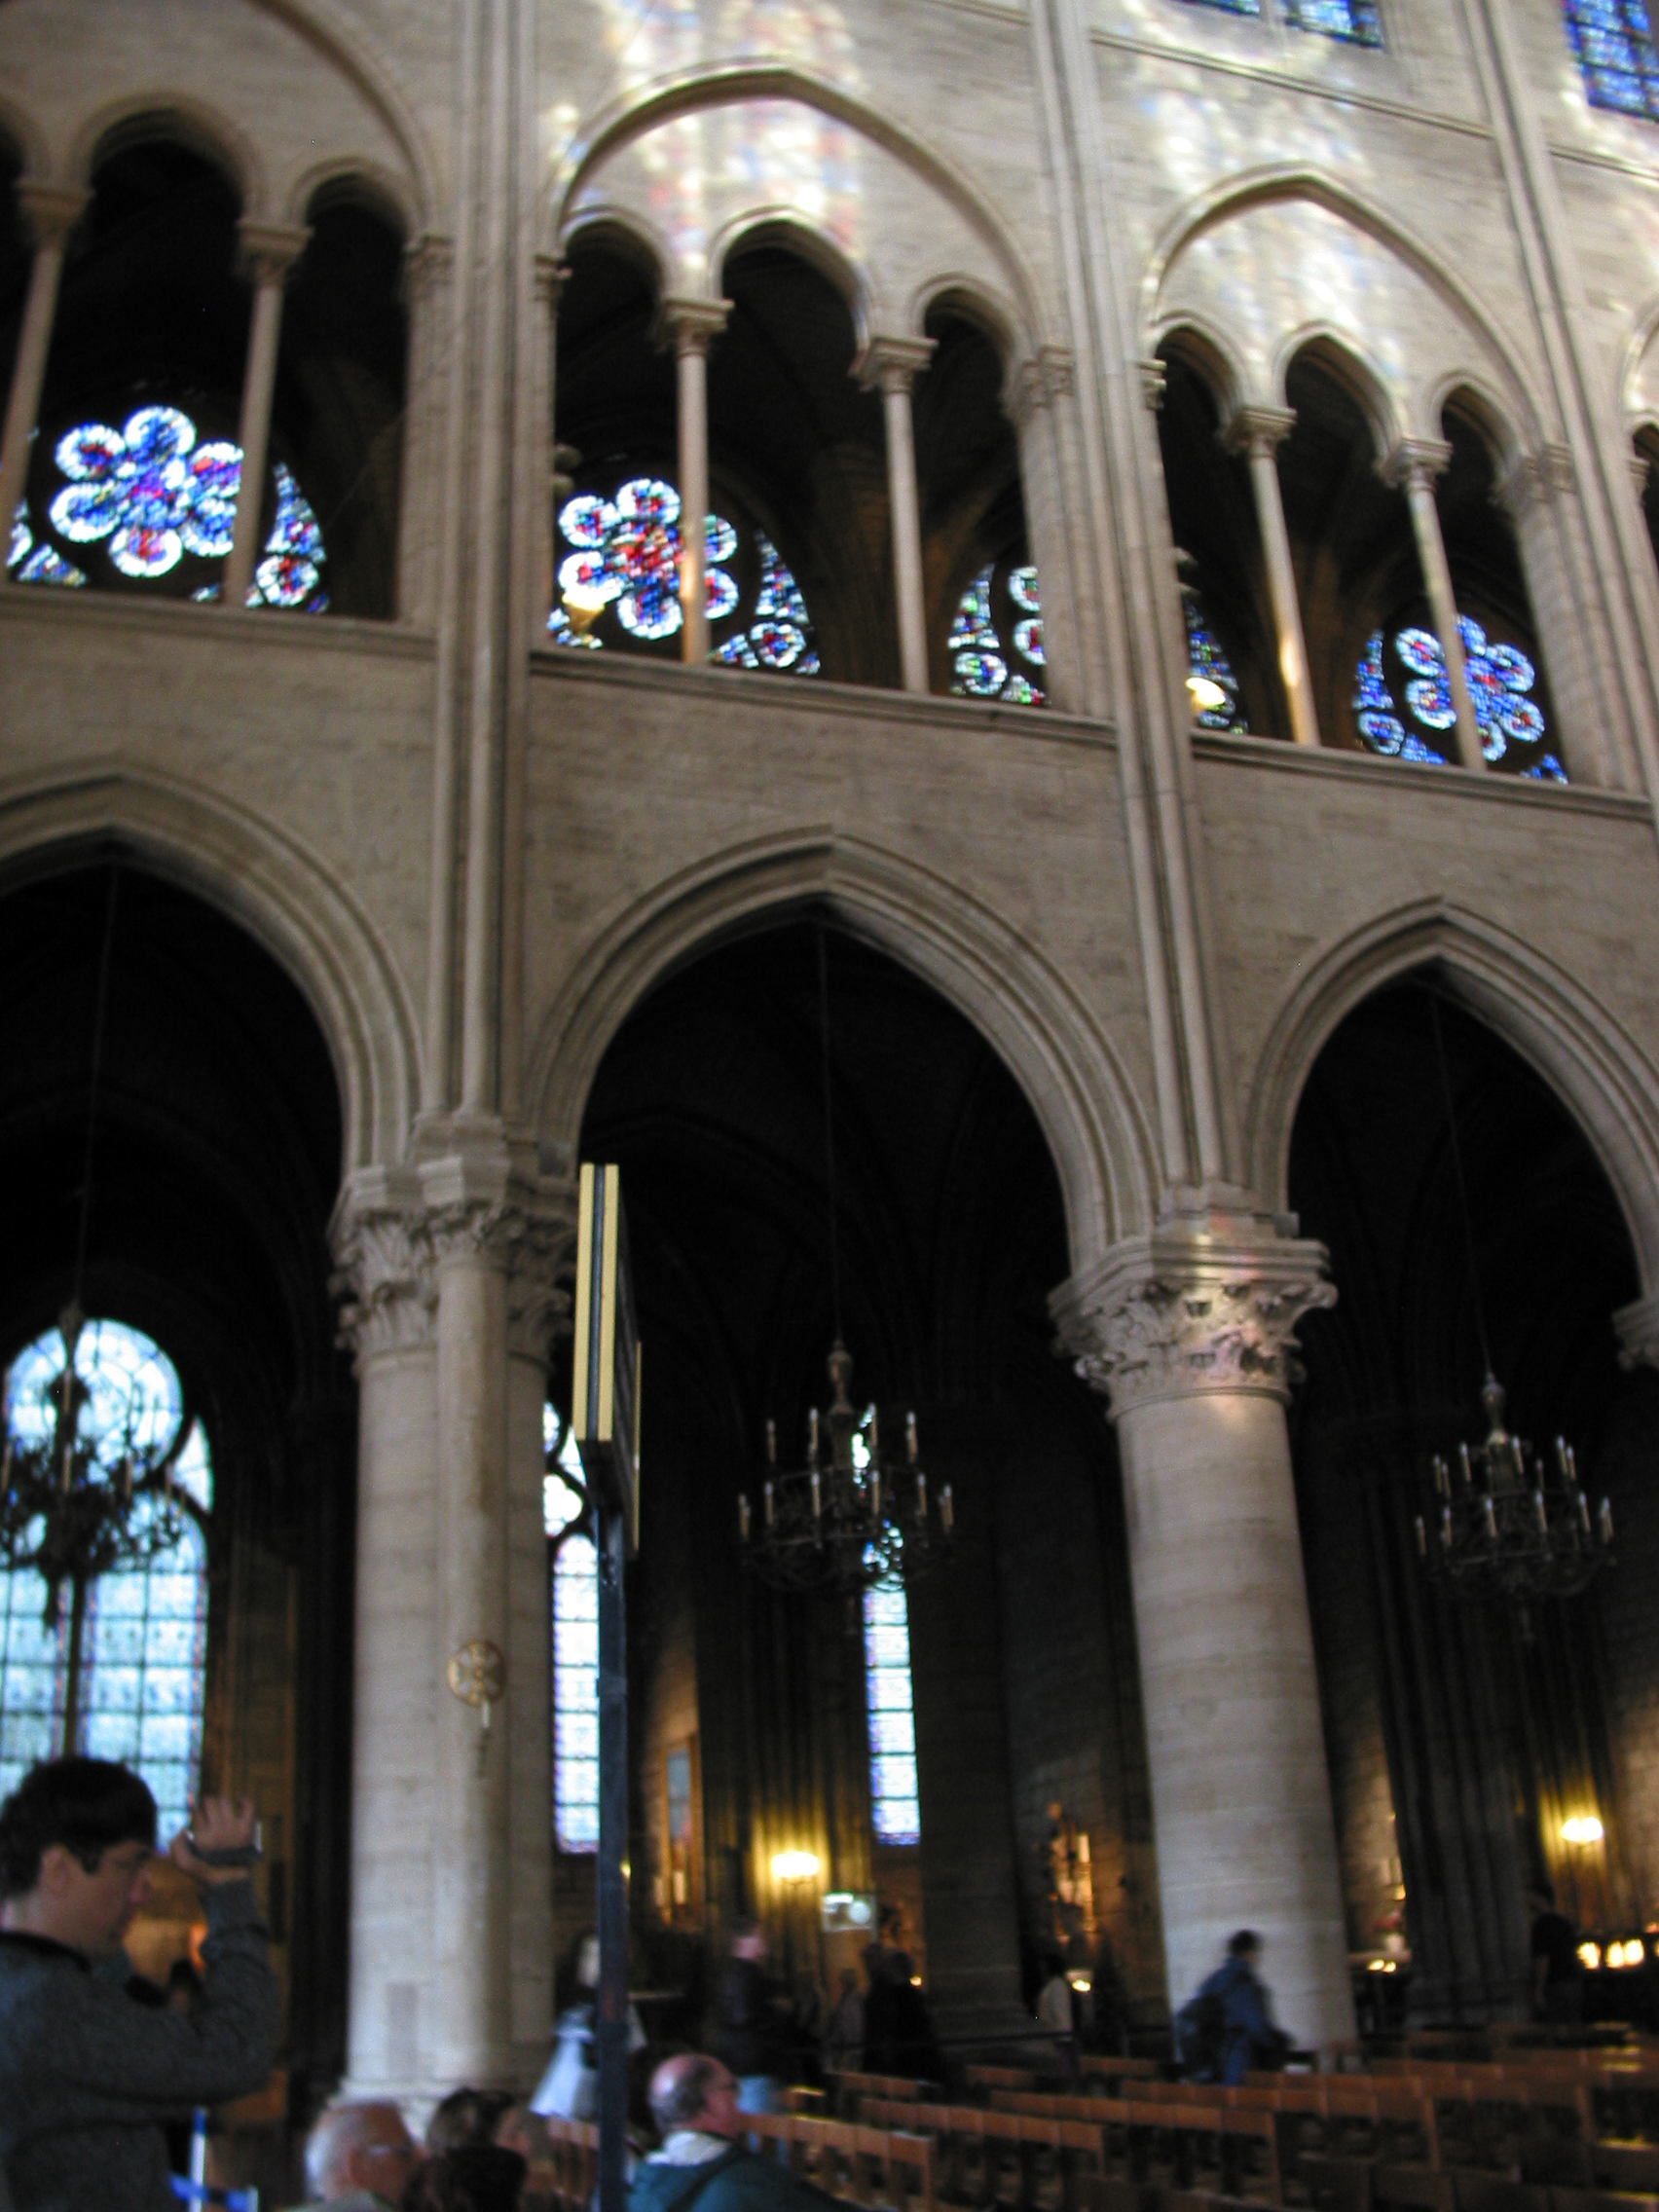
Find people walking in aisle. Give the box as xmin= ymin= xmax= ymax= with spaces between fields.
xmin=531 ymin=1930 xmax=646 ymax=2122
xmin=1176 ymin=1929 xmax=1289 ymax=2085
xmin=713 ymin=1921 xmax=793 ymax=2116
xmin=861 ymin=1945 xmax=943 ymax=2085
xmin=826 ymin=1968 xmax=864 ymax=2075
xmin=1529 ymin=1882 xmax=1587 ymax=2026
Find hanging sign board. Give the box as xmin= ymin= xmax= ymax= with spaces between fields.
xmin=571 ymin=1161 xmax=642 ymax=1552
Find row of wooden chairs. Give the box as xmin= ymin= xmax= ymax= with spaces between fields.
xmin=742 ymin=2113 xmax=936 ymax=2212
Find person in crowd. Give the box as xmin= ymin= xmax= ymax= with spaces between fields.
xmin=1177 ymin=1929 xmax=1288 ymax=2086
xmin=713 ymin=1922 xmax=792 ymax=2115
xmin=426 ymin=2090 xmax=517 ymax=2155
xmin=405 ymin=2146 xmax=526 ymax=2212
xmin=0 ymin=1754 xmax=276 ymax=2212
xmin=825 ymin=1968 xmax=864 ymax=2075
xmin=1529 ymin=1881 xmax=1587 ymax=2025
xmin=300 ymin=2102 xmax=424 ymax=2209
xmin=861 ymin=1947 xmax=943 ymax=2084
xmin=1034 ymin=1951 xmax=1077 ymax=2079
xmin=628 ymin=2053 xmax=833 ymax=2212
xmin=531 ymin=1930 xmax=646 ymax=2122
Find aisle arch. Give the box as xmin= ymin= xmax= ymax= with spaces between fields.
xmin=1244 ymin=897 xmax=1659 ymax=1289
xmin=0 ymin=763 xmax=419 ymax=1173
xmin=531 ymin=831 xmax=1158 ymax=1270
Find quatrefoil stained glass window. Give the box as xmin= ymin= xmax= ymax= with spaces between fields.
xmin=549 ymin=475 xmax=819 ymax=676
xmin=1352 ymin=615 xmax=1566 ymax=780
xmin=949 ymin=561 xmax=1046 ymax=705
xmin=7 ymin=404 xmax=327 ymax=609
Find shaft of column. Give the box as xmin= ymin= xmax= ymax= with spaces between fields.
xmin=1228 ymin=406 xmax=1320 ymax=748
xmin=657 ymin=298 xmax=728 ymax=666
xmin=1055 ymin=1235 xmax=1356 ymax=2059
xmin=861 ymin=336 xmax=937 ymax=695
xmin=0 ymin=186 xmax=87 ymax=582
xmin=1391 ymin=439 xmax=1486 ymax=772
xmin=433 ymin=1248 xmax=513 ymax=2086
xmin=223 ymin=221 xmax=309 ymax=609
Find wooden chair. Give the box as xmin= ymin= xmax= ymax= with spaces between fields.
xmin=968 ymin=2069 xmax=1042 ymax=2101
xmin=1371 ymin=2166 xmax=1456 ymax=2212
xmin=1219 ymin=2110 xmax=1282 ymax=2203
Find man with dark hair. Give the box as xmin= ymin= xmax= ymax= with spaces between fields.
xmin=1177 ymin=1930 xmax=1290 ymax=2085
xmin=0 ymin=1754 xmax=277 ymax=2212
xmin=629 ymin=2054 xmax=832 ymax=2212
xmin=713 ymin=1922 xmax=792 ymax=2116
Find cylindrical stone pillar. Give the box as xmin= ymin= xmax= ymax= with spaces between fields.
xmin=1054 ymin=1229 xmax=1356 ymax=2057
xmin=223 ymin=220 xmax=309 ymax=609
xmin=657 ymin=297 xmax=729 ymax=665
xmin=0 ymin=184 xmax=88 ymax=582
xmin=1389 ymin=439 xmax=1486 ymax=773
xmin=861 ymin=336 xmax=937 ymax=695
xmin=1227 ymin=406 xmax=1320 ymax=749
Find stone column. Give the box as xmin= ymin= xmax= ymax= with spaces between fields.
xmin=1495 ymin=444 xmax=1615 ymax=790
xmin=223 ymin=220 xmax=310 ymax=609
xmin=398 ymin=233 xmax=458 ymax=630
xmin=1386 ymin=439 xmax=1487 ymax=773
xmin=860 ymin=336 xmax=937 ymax=695
xmin=657 ymin=297 xmax=729 ymax=665
xmin=1006 ymin=347 xmax=1084 ymax=715
xmin=0 ymin=183 xmax=88 ymax=578
xmin=1052 ymin=1223 xmax=1356 ymax=2054
xmin=1225 ymin=406 xmax=1320 ymax=749
xmin=333 ymin=1155 xmax=571 ymax=2098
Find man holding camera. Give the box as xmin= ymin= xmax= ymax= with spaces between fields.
xmin=0 ymin=1754 xmax=278 ymax=2212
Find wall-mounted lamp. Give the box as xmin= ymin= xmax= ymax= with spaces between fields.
xmin=1562 ymin=1815 xmax=1605 ymax=1846
xmin=770 ymin=1850 xmax=821 ymax=1884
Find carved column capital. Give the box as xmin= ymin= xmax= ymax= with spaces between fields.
xmin=331 ymin=1159 xmax=576 ymax=1370
xmin=1006 ymin=345 xmax=1076 ymax=429
xmin=1494 ymin=443 xmax=1576 ymax=521
xmin=655 ymin=294 xmax=731 ymax=358
xmin=236 ymin=218 xmax=311 ymax=289
xmin=16 ymin=183 xmax=89 ymax=253
xmin=1051 ymin=1225 xmax=1336 ymax=1419
xmin=1381 ymin=436 xmax=1453 ymax=492
xmin=1223 ymin=403 xmax=1297 ymax=459
xmin=1137 ymin=356 xmax=1168 ymax=414
xmin=1614 ymin=1292 xmax=1659 ymax=1374
xmin=401 ymin=230 xmax=456 ymax=308
xmin=855 ymin=334 xmax=937 ymax=398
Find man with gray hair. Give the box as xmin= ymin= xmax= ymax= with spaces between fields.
xmin=628 ymin=2054 xmax=833 ymax=2212
xmin=300 ymin=2101 xmax=422 ymax=2209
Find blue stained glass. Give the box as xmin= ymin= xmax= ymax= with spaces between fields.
xmin=1351 ymin=616 xmax=1557 ymax=774
xmin=950 ymin=562 xmax=1049 ymax=705
xmin=550 ymin=486 xmax=818 ymax=678
xmin=863 ymin=1573 xmax=920 ymax=1849
xmin=0 ymin=1323 xmax=209 ymax=1836
xmin=32 ymin=408 xmax=325 ymax=607
xmin=1564 ymin=1 xmax=1659 ymax=118
xmin=548 ymin=1416 xmax=600 ymax=1854
xmin=1182 ymin=588 xmax=1248 ymax=733
xmin=1287 ymin=0 xmax=1384 ymax=44
xmin=1174 ymin=0 xmax=1262 ymax=14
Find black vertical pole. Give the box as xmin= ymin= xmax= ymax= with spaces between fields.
xmin=597 ymin=1493 xmax=629 ymax=2212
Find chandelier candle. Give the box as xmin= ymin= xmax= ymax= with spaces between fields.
xmin=1415 ymin=1376 xmax=1613 ymax=1603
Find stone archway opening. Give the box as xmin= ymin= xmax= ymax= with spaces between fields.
xmin=1287 ymin=973 xmax=1654 ymax=2025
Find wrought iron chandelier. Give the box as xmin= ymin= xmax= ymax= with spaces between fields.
xmin=1412 ymin=991 xmax=1613 ymax=1605
xmin=737 ymin=928 xmax=955 ymax=1599
xmin=0 ymin=866 xmax=187 ymax=1657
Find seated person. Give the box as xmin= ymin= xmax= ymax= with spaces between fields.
xmin=300 ymin=2101 xmax=423 ymax=2208
xmin=629 ymin=2054 xmax=833 ymax=2212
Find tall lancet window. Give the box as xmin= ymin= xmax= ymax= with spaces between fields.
xmin=1285 ymin=0 xmax=1382 ymax=43
xmin=864 ymin=1577 xmax=920 ymax=1847
xmin=1564 ymin=1 xmax=1659 ymax=117
xmin=0 ymin=1321 xmax=210 ymax=1837
xmin=545 ymin=1409 xmax=599 ymax=1853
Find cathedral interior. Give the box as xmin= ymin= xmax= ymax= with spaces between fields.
xmin=9 ymin=0 xmax=1659 ymax=2179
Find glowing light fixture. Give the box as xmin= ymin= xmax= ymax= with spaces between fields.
xmin=1562 ymin=1815 xmax=1605 ymax=1846
xmin=1186 ymin=673 xmax=1230 ymax=715
xmin=562 ymin=576 xmax=612 ymax=636
xmin=770 ymin=1850 xmax=821 ymax=1883
xmin=1578 ymin=1941 xmax=1602 ymax=1972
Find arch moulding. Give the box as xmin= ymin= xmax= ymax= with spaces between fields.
xmin=0 ymin=761 xmax=421 ymax=1177
xmin=529 ymin=831 xmax=1159 ymax=1273
xmin=1243 ymin=896 xmax=1659 ymax=1292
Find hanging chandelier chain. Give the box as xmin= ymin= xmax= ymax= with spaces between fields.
xmin=817 ymin=922 xmax=844 ymax=1346
xmin=69 ymin=863 xmax=122 ymax=1319
xmin=1427 ymin=988 xmax=1495 ymax=1382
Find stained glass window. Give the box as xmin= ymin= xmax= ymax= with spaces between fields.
xmin=949 ymin=561 xmax=1047 ymax=706
xmin=0 ymin=1322 xmax=210 ymax=1838
xmin=864 ymin=1576 xmax=920 ymax=1848
xmin=7 ymin=406 xmax=328 ymax=610
xmin=1351 ymin=616 xmax=1566 ymax=779
xmin=1286 ymin=0 xmax=1383 ymax=43
xmin=545 ymin=1408 xmax=599 ymax=1854
xmin=549 ymin=475 xmax=819 ymax=675
xmin=1564 ymin=0 xmax=1659 ymax=118
xmin=1174 ymin=0 xmax=1263 ymax=16
xmin=1182 ymin=589 xmax=1248 ymax=733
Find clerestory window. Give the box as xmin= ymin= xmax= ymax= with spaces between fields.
xmin=1173 ymin=0 xmax=1382 ymax=42
xmin=1352 ymin=615 xmax=1566 ymax=780
xmin=1564 ymin=0 xmax=1659 ymax=118
xmin=545 ymin=1408 xmax=599 ymax=1853
xmin=863 ymin=1576 xmax=920 ymax=1848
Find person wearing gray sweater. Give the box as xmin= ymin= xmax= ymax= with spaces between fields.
xmin=0 ymin=1756 xmax=278 ymax=2212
